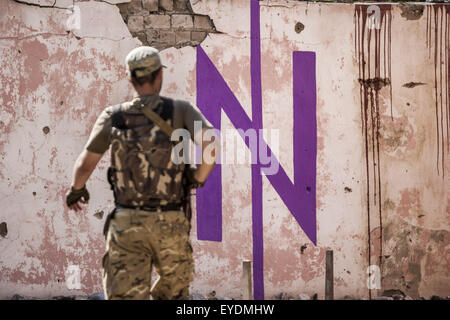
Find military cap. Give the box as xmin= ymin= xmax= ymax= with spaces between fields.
xmin=125 ymin=46 xmax=165 ymax=78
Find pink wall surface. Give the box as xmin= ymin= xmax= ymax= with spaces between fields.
xmin=0 ymin=0 xmax=449 ymax=299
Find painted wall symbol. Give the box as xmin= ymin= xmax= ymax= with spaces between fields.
xmin=195 ymin=0 xmax=317 ymax=299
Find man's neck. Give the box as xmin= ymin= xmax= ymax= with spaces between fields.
xmin=138 ymin=92 xmax=158 ymax=97
xmin=136 ymin=89 xmax=158 ymax=97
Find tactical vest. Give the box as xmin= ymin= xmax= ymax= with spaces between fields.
xmin=107 ymin=98 xmax=185 ymax=207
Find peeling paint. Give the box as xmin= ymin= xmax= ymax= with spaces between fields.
xmin=117 ymin=0 xmax=218 ymax=50
xmin=379 ymin=114 xmax=416 ymax=160
xmin=399 ymin=3 xmax=425 ymax=21
xmin=383 ymin=215 xmax=449 ymax=298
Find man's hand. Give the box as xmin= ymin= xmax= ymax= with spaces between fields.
xmin=186 ymin=167 xmax=205 ymax=189
xmin=66 ymin=185 xmax=90 ymax=211
xmin=66 ymin=149 xmax=103 ymax=211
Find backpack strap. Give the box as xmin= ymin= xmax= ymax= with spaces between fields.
xmin=160 ymin=97 xmax=174 ymax=122
xmin=110 ymin=103 xmax=127 ymax=129
xmin=140 ymin=98 xmax=175 ymax=138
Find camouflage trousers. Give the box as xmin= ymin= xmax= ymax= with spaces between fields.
xmin=102 ymin=208 xmax=194 ymax=300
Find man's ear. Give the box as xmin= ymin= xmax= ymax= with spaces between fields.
xmin=158 ymin=68 xmax=163 ymax=80
xmin=130 ymin=77 xmax=139 ymax=90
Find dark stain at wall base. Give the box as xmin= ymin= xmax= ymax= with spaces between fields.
xmin=382 ymin=217 xmax=450 ymax=298
xmin=399 ymin=3 xmax=425 ymax=21
xmin=0 ymin=222 xmax=8 ymax=237
xmin=381 ymin=289 xmax=406 ymax=298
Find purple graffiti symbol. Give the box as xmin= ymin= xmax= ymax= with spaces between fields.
xmin=196 ymin=0 xmax=317 ymax=299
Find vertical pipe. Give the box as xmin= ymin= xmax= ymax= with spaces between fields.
xmin=242 ymin=260 xmax=253 ymax=300
xmin=325 ymin=250 xmax=334 ymax=300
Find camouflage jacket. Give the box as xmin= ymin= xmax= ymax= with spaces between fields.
xmin=107 ymin=97 xmax=185 ymax=207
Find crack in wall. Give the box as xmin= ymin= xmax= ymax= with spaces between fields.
xmin=11 ymin=0 xmax=75 ymax=10
xmin=1 ymin=36 xmax=133 ymax=47
xmin=0 ymin=30 xmax=131 ymax=43
xmin=0 ymin=33 xmax=70 ymax=41
xmin=13 ymin=0 xmax=56 ymax=8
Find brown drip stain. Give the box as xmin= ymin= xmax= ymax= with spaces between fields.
xmin=426 ymin=4 xmax=450 ymax=178
xmin=355 ymin=4 xmax=392 ymax=299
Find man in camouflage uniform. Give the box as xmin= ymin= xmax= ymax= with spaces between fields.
xmin=65 ymin=46 xmax=216 ymax=300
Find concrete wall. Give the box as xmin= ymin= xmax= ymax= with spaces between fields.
xmin=0 ymin=0 xmax=448 ymax=299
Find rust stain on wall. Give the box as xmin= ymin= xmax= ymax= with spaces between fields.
xmin=355 ymin=4 xmax=392 ymax=298
xmin=426 ymin=5 xmax=450 ymax=177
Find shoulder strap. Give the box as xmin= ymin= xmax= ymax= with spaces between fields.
xmin=110 ymin=104 xmax=126 ymax=129
xmin=140 ymin=98 xmax=175 ymax=138
xmin=160 ymin=97 xmax=173 ymax=121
